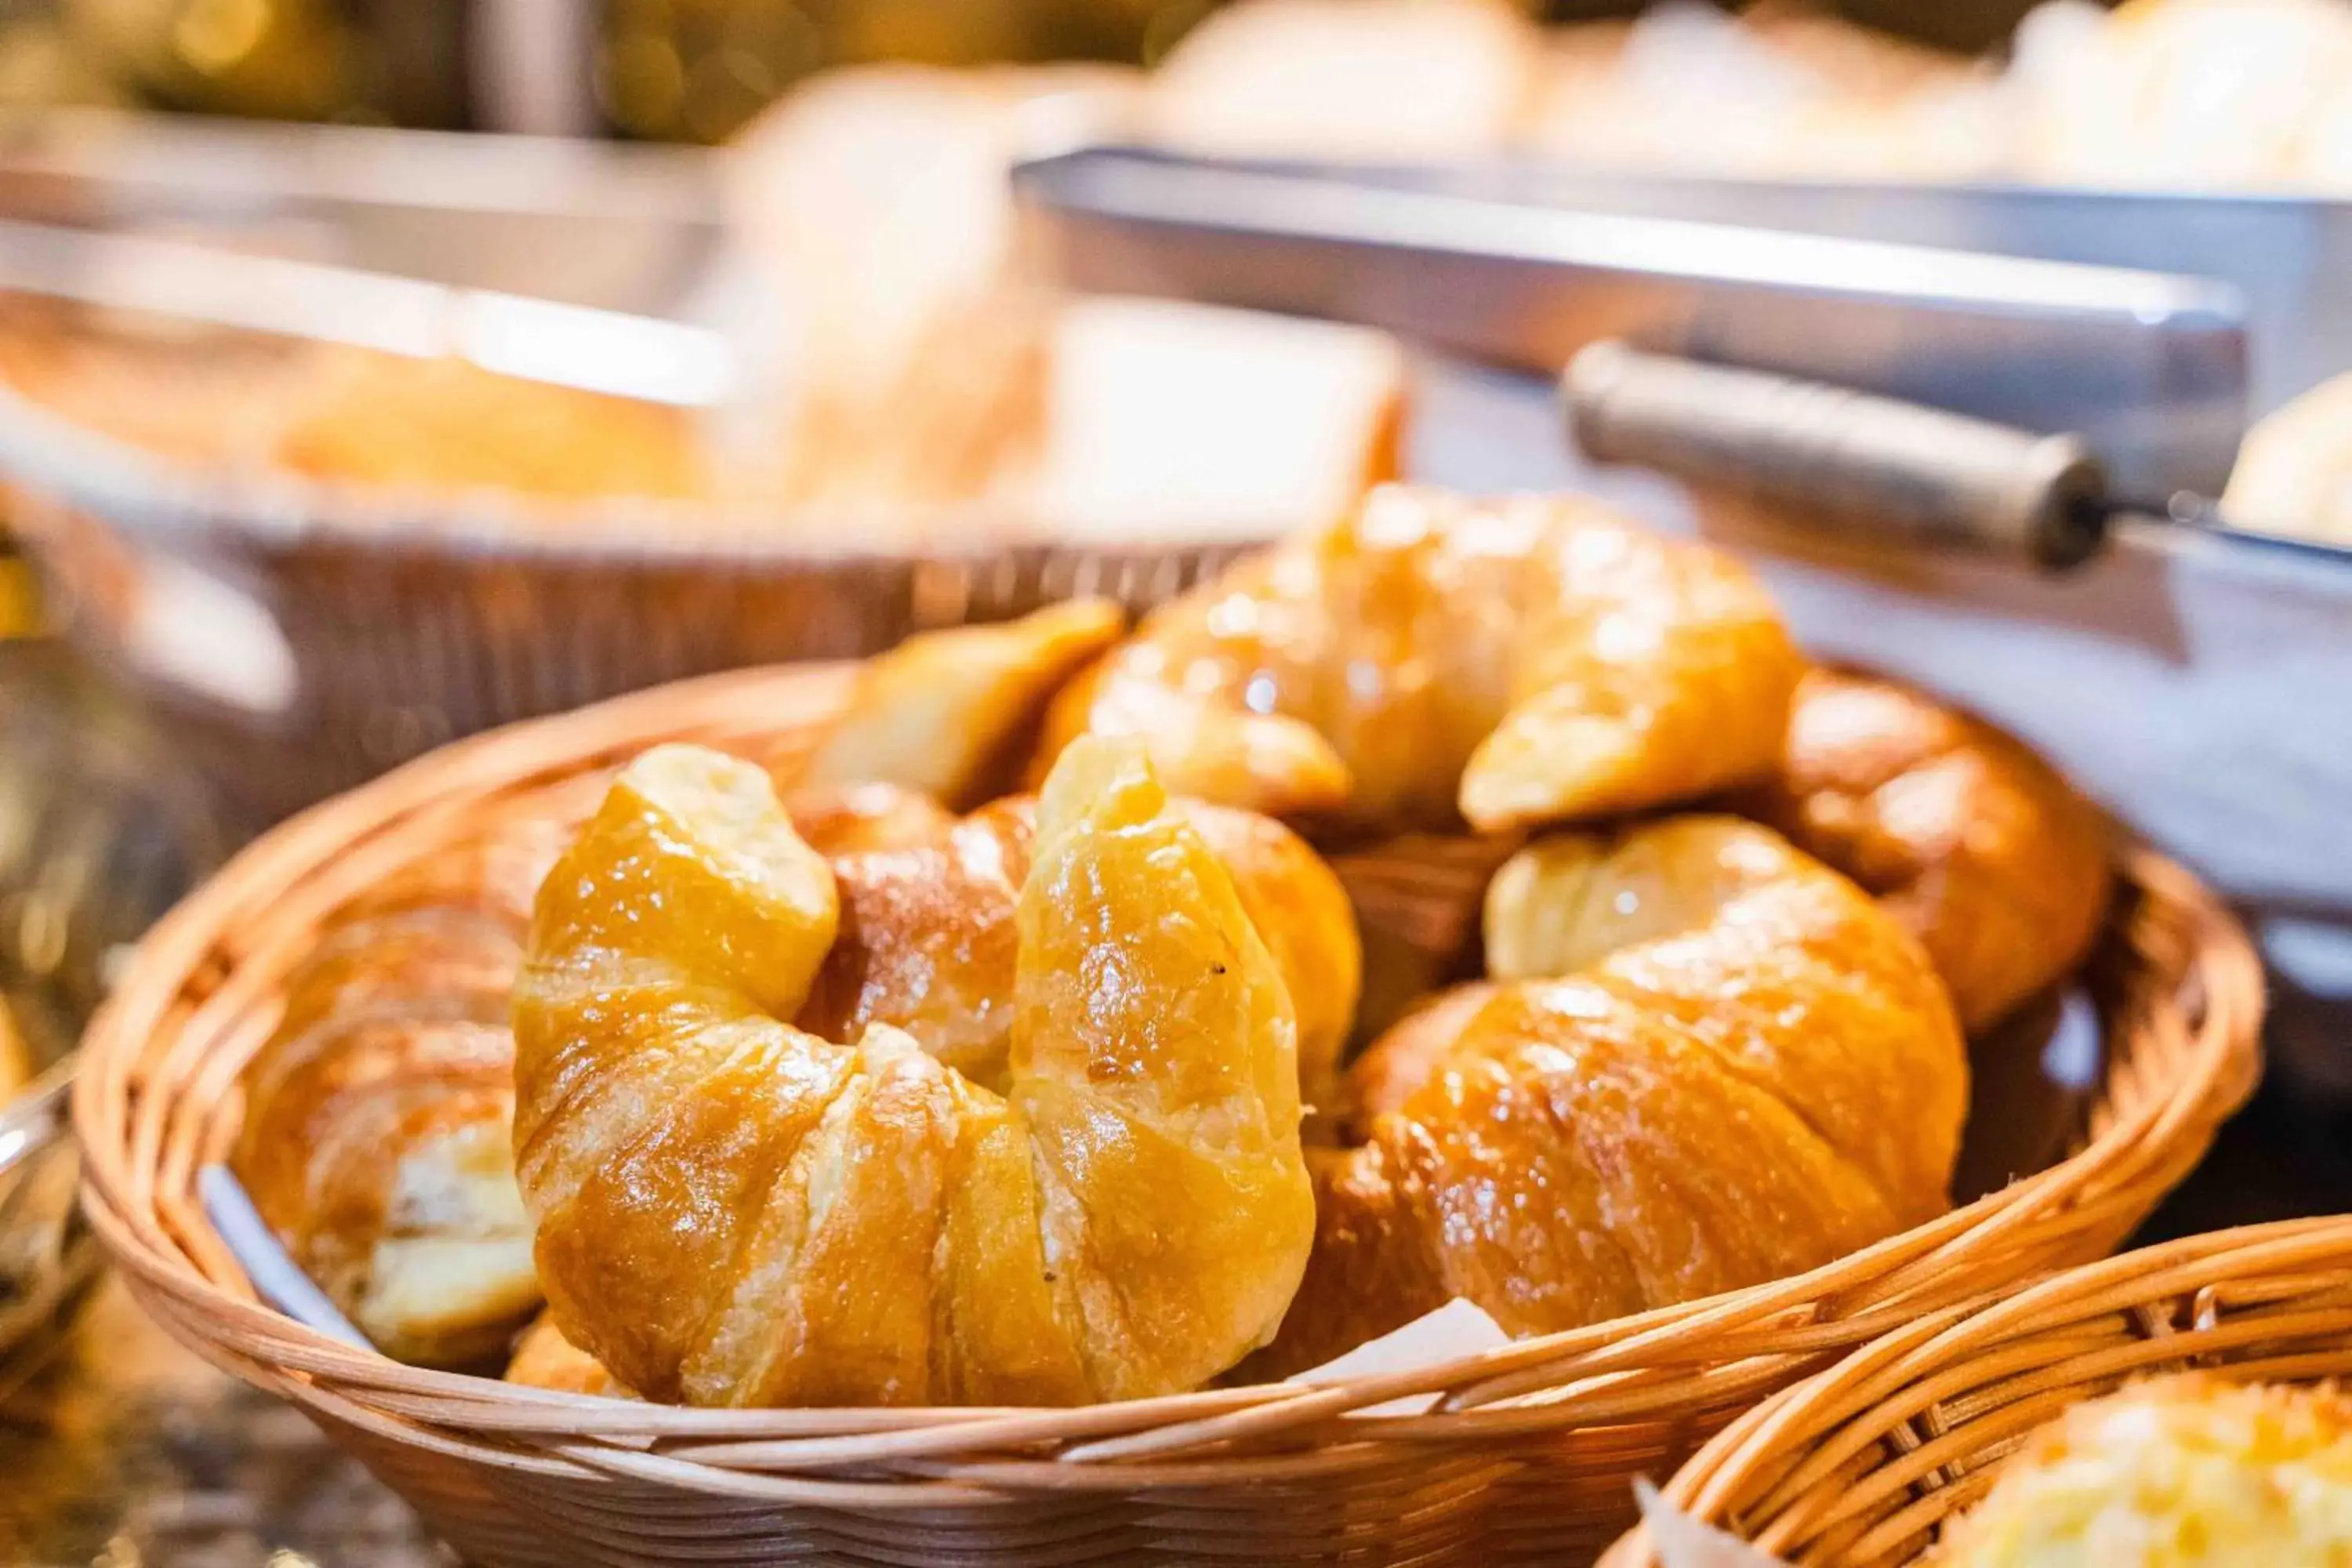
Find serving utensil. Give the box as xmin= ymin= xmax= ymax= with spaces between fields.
xmin=1012 ymin=145 xmax=2250 ymax=500
xmin=1560 ymin=340 xmax=2340 ymax=570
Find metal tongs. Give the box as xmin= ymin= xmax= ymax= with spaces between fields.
xmin=0 ymin=1053 xmax=94 ymax=1388
xmin=1013 ymin=146 xmax=2261 ymax=535
xmin=1559 ymin=341 xmax=2337 ymax=571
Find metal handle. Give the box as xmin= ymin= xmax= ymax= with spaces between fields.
xmin=1563 ymin=341 xmax=2113 ymax=569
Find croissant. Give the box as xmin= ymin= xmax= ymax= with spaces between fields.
xmin=511 ymin=737 xmax=1318 ymax=1406
xmin=230 ymin=822 xmax=570 ymax=1365
xmin=1259 ymin=815 xmax=1965 ymax=1376
xmin=1741 ymin=668 xmax=2112 ymax=1031
xmin=789 ymin=597 xmax=1125 ymax=808
xmin=1034 ymin=485 xmax=1806 ymax=835
xmin=507 ymin=1312 xmax=630 ymax=1398
xmin=788 ymin=781 xmax=1359 ymax=1112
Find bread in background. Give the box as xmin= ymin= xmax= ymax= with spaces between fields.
xmin=2012 ymin=0 xmax=2352 ymax=191
xmin=1025 ymin=297 xmax=1405 ymax=544
xmin=1527 ymin=2 xmax=2003 ymax=181
xmin=2223 ymin=368 xmax=2352 ymax=543
xmin=1148 ymin=0 xmax=1544 ymax=159
xmin=1940 ymin=1375 xmax=2352 ymax=1565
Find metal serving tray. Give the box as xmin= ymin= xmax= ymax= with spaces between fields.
xmin=1371 ymin=160 xmax=2352 ymax=426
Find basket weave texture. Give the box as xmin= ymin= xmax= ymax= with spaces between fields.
xmin=74 ymin=662 xmax=2263 ymax=1567
xmin=0 ymin=383 xmax=1256 ymax=822
xmin=1602 ymin=1216 xmax=2352 ymax=1568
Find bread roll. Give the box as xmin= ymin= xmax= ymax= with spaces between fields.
xmin=1940 ymin=1375 xmax=2352 ymax=1565
xmin=1149 ymin=0 xmax=1543 ymax=159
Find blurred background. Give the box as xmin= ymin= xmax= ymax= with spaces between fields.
xmin=0 ymin=0 xmax=2058 ymax=138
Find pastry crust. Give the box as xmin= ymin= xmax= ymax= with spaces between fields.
xmin=1261 ymin=816 xmax=1965 ymax=1376
xmin=1741 ymin=668 xmax=2112 ymax=1031
xmin=514 ymin=738 xmax=1318 ymax=1406
xmin=1036 ymin=485 xmax=1806 ymax=837
xmin=230 ymin=822 xmax=568 ymax=1366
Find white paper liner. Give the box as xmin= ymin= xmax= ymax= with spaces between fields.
xmin=1295 ymin=1297 xmax=1510 ymax=1417
xmin=1636 ymin=1477 xmax=1794 ymax=1568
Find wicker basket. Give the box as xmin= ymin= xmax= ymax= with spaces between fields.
xmin=74 ymin=662 xmax=2263 ymax=1567
xmin=1602 ymin=1216 xmax=2352 ymax=1568
xmin=0 ymin=382 xmax=1260 ymax=824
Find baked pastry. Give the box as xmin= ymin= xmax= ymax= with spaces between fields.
xmin=272 ymin=354 xmax=710 ymax=503
xmin=789 ymin=597 xmax=1126 ymax=808
xmin=230 ymin=821 xmax=568 ymax=1365
xmin=232 ymin=604 xmax=1352 ymax=1372
xmin=2222 ymin=367 xmax=2352 ymax=544
xmin=507 ymin=1312 xmax=630 ymax=1399
xmin=512 ymin=735 xmax=1317 ymax=1406
xmin=2010 ymin=0 xmax=2352 ymax=193
xmin=503 ymin=771 xmax=1359 ymax=1394
xmin=1148 ymin=0 xmax=1544 ymax=160
xmin=1035 ymin=485 xmax=1806 ymax=837
xmin=1258 ymin=815 xmax=1965 ymax=1376
xmin=781 ymin=779 xmax=1358 ymax=1112
xmin=1740 ymin=668 xmax=2111 ymax=1032
xmin=1939 ymin=1375 xmax=2352 ymax=1565
xmin=1527 ymin=3 xmax=2000 ymax=183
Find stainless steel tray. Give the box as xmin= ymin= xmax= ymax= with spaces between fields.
xmin=1363 ymin=159 xmax=2352 ymax=424
xmin=1028 ymin=146 xmax=2352 ymax=425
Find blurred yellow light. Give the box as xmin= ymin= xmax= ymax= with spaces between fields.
xmin=599 ymin=30 xmax=686 ymax=135
xmin=172 ymin=0 xmax=271 ymax=74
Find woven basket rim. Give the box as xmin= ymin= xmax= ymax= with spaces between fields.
xmin=71 ymin=659 xmax=2265 ymax=1499
xmin=1604 ymin=1214 xmax=2352 ymax=1567
xmin=0 ymin=371 xmax=1290 ymax=567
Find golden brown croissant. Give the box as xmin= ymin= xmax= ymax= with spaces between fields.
xmin=1034 ymin=485 xmax=1806 ymax=835
xmin=1740 ymin=668 xmax=2112 ymax=1031
xmin=230 ymin=822 xmax=570 ymax=1366
xmin=789 ymin=782 xmax=1359 ymax=1112
xmin=1258 ymin=816 xmax=1965 ymax=1376
xmin=790 ymin=598 xmax=1126 ymax=808
xmin=512 ymin=738 xmax=1318 ymax=1406
xmin=507 ymin=1312 xmax=632 ymax=1398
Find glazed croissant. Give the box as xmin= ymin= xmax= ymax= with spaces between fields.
xmin=224 ymin=604 xmax=1166 ymax=1369
xmin=231 ymin=822 xmax=569 ymax=1365
xmin=803 ymin=783 xmax=1359 ymax=1111
xmin=1261 ymin=815 xmax=1966 ymax=1376
xmin=1744 ymin=668 xmax=2112 ymax=1031
xmin=1035 ymin=485 xmax=1806 ymax=835
xmin=512 ymin=737 xmax=1319 ymax=1406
